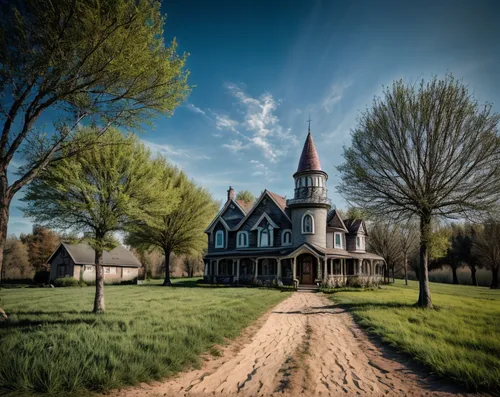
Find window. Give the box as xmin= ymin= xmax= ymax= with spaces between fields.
xmin=302 ymin=213 xmax=314 ymax=234
xmin=260 ymin=226 xmax=270 ymax=247
xmin=356 ymin=236 xmax=364 ymax=250
xmin=334 ymin=233 xmax=342 ymax=249
xmin=307 ymin=176 xmax=312 ymax=186
xmin=215 ymin=230 xmax=225 ymax=248
xmin=237 ymin=231 xmax=248 ymax=248
xmin=57 ymin=265 xmax=67 ymax=277
xmin=281 ymin=229 xmax=292 ymax=246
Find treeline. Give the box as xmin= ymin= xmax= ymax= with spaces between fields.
xmin=368 ymin=219 xmax=500 ymax=289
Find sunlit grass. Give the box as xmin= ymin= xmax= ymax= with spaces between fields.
xmin=0 ymin=279 xmax=290 ymax=396
xmin=330 ymin=279 xmax=500 ymax=392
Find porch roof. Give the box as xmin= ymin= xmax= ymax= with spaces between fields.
xmin=204 ymin=247 xmax=294 ymax=259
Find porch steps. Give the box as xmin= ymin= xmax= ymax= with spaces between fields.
xmin=297 ymin=284 xmax=319 ymax=293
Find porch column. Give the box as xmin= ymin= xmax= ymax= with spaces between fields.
xmin=236 ymin=259 xmax=240 ymax=281
xmin=232 ymin=260 xmax=235 ymax=276
xmin=215 ymin=259 xmax=219 ymax=276
xmin=323 ymin=257 xmax=328 ymax=281
xmin=317 ymin=258 xmax=322 ymax=280
xmin=277 ymin=258 xmax=282 ymax=279
xmin=358 ymin=259 xmax=362 ymax=275
xmin=292 ymin=257 xmax=296 ymax=280
xmin=330 ymin=259 xmax=333 ymax=276
xmin=204 ymin=260 xmax=208 ymax=276
xmin=254 ymin=258 xmax=259 ymax=278
xmin=370 ymin=259 xmax=373 ymax=276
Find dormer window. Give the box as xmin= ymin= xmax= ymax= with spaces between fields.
xmin=334 ymin=232 xmax=343 ymax=249
xmin=282 ymin=229 xmax=292 ymax=246
xmin=356 ymin=236 xmax=365 ymax=250
xmin=215 ymin=230 xmax=225 ymax=248
xmin=237 ymin=231 xmax=248 ymax=248
xmin=302 ymin=213 xmax=314 ymax=234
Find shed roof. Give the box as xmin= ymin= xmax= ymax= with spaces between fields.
xmin=50 ymin=243 xmax=141 ymax=267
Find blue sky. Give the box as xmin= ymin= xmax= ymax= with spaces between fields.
xmin=10 ymin=0 xmax=500 ymax=236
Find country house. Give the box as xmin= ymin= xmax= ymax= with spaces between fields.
xmin=203 ymin=127 xmax=385 ymax=286
xmin=47 ymin=242 xmax=141 ymax=283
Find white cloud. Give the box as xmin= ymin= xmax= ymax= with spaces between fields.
xmin=322 ymin=81 xmax=352 ymax=112
xmin=222 ymin=139 xmax=246 ymax=153
xmin=216 ymin=83 xmax=298 ymax=162
xmin=142 ymin=140 xmax=210 ymax=164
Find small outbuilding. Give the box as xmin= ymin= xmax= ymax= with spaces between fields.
xmin=47 ymin=242 xmax=141 ymax=283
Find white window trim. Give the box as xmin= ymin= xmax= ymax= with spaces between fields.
xmin=334 ymin=232 xmax=343 ymax=249
xmin=281 ymin=229 xmax=293 ymax=246
xmin=236 ymin=231 xmax=249 ymax=248
xmin=301 ymin=212 xmax=315 ymax=234
xmin=356 ymin=235 xmax=365 ymax=250
xmin=215 ymin=230 xmax=225 ymax=248
xmin=257 ymin=226 xmax=274 ymax=248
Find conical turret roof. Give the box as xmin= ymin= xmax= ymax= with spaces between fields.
xmin=296 ymin=131 xmax=322 ymax=173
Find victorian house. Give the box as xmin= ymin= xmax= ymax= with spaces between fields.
xmin=203 ymin=127 xmax=385 ymax=286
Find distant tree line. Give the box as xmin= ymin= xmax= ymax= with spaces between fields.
xmin=367 ymin=218 xmax=500 ymax=289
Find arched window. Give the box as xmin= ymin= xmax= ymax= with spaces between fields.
xmin=295 ymin=178 xmax=299 ymax=188
xmin=302 ymin=213 xmax=314 ymax=234
xmin=281 ymin=229 xmax=292 ymax=246
xmin=215 ymin=230 xmax=225 ymax=248
xmin=260 ymin=227 xmax=270 ymax=247
xmin=237 ymin=231 xmax=248 ymax=248
xmin=307 ymin=176 xmax=312 ymax=186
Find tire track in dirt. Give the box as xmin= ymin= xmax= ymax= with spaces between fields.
xmin=112 ymin=292 xmax=483 ymax=397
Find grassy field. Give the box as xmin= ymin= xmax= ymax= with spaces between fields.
xmin=0 ymin=279 xmax=290 ymax=396
xmin=331 ymin=280 xmax=500 ymax=393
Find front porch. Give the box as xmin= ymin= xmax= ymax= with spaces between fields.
xmin=203 ymin=245 xmax=386 ymax=287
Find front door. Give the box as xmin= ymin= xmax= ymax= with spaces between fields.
xmin=301 ymin=256 xmax=313 ymax=284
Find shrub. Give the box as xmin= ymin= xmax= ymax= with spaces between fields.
xmin=54 ymin=278 xmax=79 ymax=287
xmin=33 ymin=270 xmax=50 ymax=284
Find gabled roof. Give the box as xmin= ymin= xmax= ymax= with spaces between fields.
xmin=343 ymin=219 xmax=368 ymax=235
xmin=236 ymin=199 xmax=253 ymax=213
xmin=235 ymin=189 xmax=291 ymax=230
xmin=48 ymin=243 xmax=141 ymax=267
xmin=296 ymin=131 xmax=322 ymax=174
xmin=327 ymin=209 xmax=348 ymax=232
xmin=250 ymin=212 xmax=280 ymax=230
xmin=204 ymin=198 xmax=245 ymax=233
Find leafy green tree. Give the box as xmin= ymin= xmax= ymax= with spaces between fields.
xmin=126 ymin=169 xmax=219 ymax=286
xmin=236 ymin=190 xmax=255 ymax=204
xmin=22 ymin=128 xmax=174 ymax=312
xmin=0 ymin=0 xmax=190 ymax=286
xmin=20 ymin=225 xmax=60 ymax=272
xmin=338 ymin=75 xmax=500 ymax=308
xmin=472 ymin=219 xmax=500 ymax=289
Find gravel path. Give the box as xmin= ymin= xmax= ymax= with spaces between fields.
xmin=113 ymin=292 xmax=481 ymax=397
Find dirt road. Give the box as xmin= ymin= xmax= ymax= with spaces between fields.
xmin=113 ymin=292 xmax=478 ymax=397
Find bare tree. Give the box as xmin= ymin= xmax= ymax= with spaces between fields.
xmin=368 ymin=222 xmax=402 ymax=283
xmin=184 ymin=255 xmax=203 ymax=278
xmin=399 ymin=221 xmax=419 ymax=285
xmin=338 ymin=75 xmax=500 ymax=308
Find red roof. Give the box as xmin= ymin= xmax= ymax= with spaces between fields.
xmin=268 ymin=191 xmax=287 ymax=210
xmin=236 ymin=199 xmax=254 ymax=213
xmin=296 ymin=132 xmax=322 ymax=173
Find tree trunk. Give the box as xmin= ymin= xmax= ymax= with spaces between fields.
xmin=469 ymin=265 xmax=477 ymax=286
xmin=93 ymin=247 xmax=105 ymax=313
xmin=163 ymin=248 xmax=171 ymax=286
xmin=0 ymin=198 xmax=10 ymax=287
xmin=417 ymin=214 xmax=433 ymax=308
xmin=491 ymin=266 xmax=499 ymax=289
xmin=391 ymin=265 xmax=395 ymax=283
xmin=451 ymin=266 xmax=458 ymax=285
xmin=404 ymin=254 xmax=408 ymax=286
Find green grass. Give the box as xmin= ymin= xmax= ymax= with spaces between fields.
xmin=330 ymin=280 xmax=500 ymax=393
xmin=0 ymin=279 xmax=290 ymax=396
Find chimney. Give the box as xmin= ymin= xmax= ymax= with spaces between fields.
xmin=227 ymin=186 xmax=235 ymax=201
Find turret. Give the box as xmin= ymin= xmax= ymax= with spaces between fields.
xmin=287 ymin=127 xmax=330 ymax=247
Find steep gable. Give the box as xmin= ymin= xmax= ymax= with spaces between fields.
xmin=327 ymin=209 xmax=348 ymax=232
xmin=205 ymin=199 xmax=245 ymax=233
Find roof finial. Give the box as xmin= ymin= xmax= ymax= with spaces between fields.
xmin=307 ymin=115 xmax=312 ymax=133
